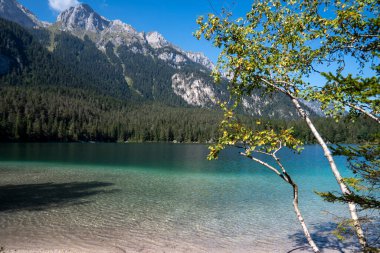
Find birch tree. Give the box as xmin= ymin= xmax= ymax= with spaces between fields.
xmin=208 ymin=102 xmax=320 ymax=252
xmin=311 ymin=61 xmax=379 ymax=249
xmin=196 ymin=0 xmax=378 ymax=250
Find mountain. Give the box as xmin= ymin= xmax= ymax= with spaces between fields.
xmin=0 ymin=0 xmax=323 ymax=120
xmin=49 ymin=3 xmax=230 ymax=106
xmin=52 ymin=3 xmax=308 ymax=116
xmin=57 ymin=4 xmax=110 ymax=34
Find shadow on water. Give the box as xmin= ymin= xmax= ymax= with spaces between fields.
xmin=0 ymin=181 xmax=119 ymax=212
xmin=287 ymin=220 xmax=380 ymax=252
xmin=287 ymin=222 xmax=359 ymax=252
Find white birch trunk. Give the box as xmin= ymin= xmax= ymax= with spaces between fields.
xmin=243 ymin=153 xmax=320 ymax=252
xmin=280 ymin=171 xmax=320 ymax=252
xmin=348 ymin=103 xmax=380 ymax=124
xmin=289 ymin=176 xmax=320 ymax=253
xmin=289 ymin=97 xmax=368 ymax=250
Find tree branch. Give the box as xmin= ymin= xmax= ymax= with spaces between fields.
xmin=240 ymin=152 xmax=284 ymax=178
xmin=348 ymin=103 xmax=380 ymax=124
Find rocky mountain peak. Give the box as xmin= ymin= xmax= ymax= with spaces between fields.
xmin=0 ymin=0 xmax=42 ymax=27
xmin=57 ymin=3 xmax=110 ymax=33
xmin=109 ymin=19 xmax=138 ymax=35
xmin=186 ymin=52 xmax=215 ymax=70
xmin=98 ymin=19 xmax=146 ymax=49
xmin=145 ymin=31 xmax=170 ymax=49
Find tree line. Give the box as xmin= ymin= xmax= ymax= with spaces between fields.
xmin=1 ymin=86 xmax=378 ymax=143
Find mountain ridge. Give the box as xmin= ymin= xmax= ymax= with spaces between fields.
xmin=55 ymin=3 xmax=215 ymax=70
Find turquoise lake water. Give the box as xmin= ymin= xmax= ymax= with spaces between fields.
xmin=0 ymin=143 xmax=369 ymax=252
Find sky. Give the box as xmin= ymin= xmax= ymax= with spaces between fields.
xmin=18 ymin=0 xmax=252 ymax=63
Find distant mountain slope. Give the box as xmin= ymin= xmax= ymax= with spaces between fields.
xmin=0 ymin=18 xmax=132 ymax=99
xmin=0 ymin=0 xmax=47 ymax=27
xmin=0 ymin=18 xmax=81 ymax=87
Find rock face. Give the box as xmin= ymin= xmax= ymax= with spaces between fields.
xmin=172 ymin=73 xmax=217 ymax=107
xmin=0 ymin=0 xmax=44 ymax=27
xmin=146 ymin=31 xmax=170 ymax=49
xmin=57 ymin=4 xmax=110 ymax=33
xmin=97 ymin=19 xmax=147 ymax=55
xmin=185 ymin=52 xmax=215 ymax=70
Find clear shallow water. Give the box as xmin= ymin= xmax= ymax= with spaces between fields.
xmin=0 ymin=143 xmax=365 ymax=252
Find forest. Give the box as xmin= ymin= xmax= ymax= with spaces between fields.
xmin=1 ymin=86 xmax=378 ymax=143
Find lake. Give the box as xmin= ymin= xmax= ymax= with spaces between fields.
xmin=0 ymin=143 xmax=367 ymax=252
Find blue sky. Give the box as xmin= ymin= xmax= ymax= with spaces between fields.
xmin=18 ymin=0 xmax=252 ymax=63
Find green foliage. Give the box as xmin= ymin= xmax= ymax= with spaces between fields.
xmin=195 ymin=0 xmax=378 ymax=114
xmin=305 ymin=73 xmax=379 ymax=121
xmin=318 ymin=140 xmax=380 ymax=210
xmin=0 ymin=12 xmax=378 ymax=149
xmin=332 ymin=219 xmax=356 ymax=241
xmin=208 ymin=101 xmax=303 ymax=160
xmin=196 ymin=0 xmax=379 ymax=156
xmin=316 ymin=140 xmax=379 ymax=248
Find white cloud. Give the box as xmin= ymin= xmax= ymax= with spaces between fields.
xmin=49 ymin=0 xmax=80 ymax=12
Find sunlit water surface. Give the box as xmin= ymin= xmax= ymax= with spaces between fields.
xmin=0 ymin=143 xmax=372 ymax=252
